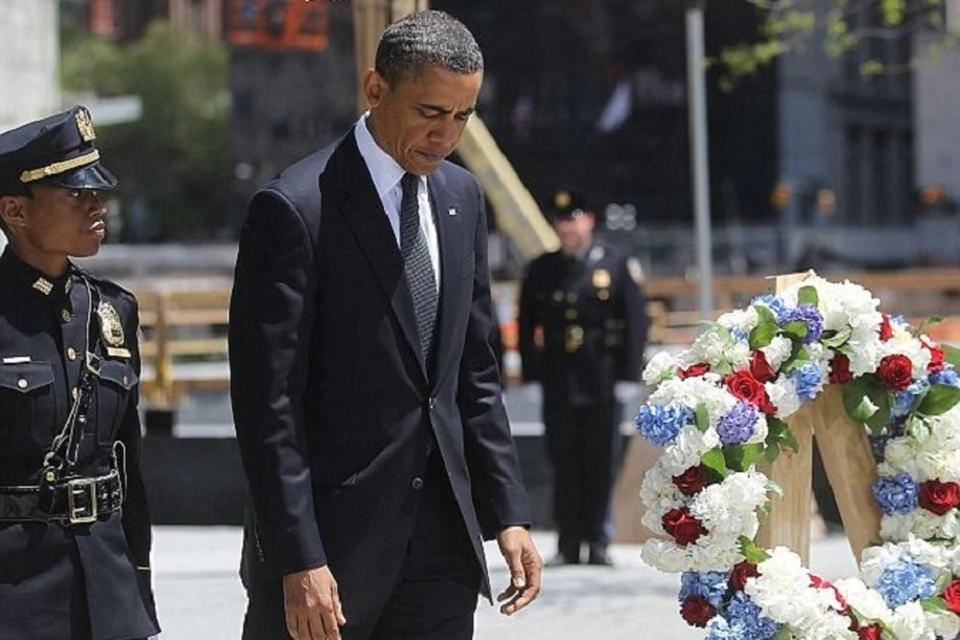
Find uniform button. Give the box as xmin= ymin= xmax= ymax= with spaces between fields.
xmin=122 ymin=375 xmax=129 ymax=386
xmin=411 ymin=477 xmax=424 ymax=490
xmin=61 ymin=309 xmax=71 ymax=323
xmin=565 ymin=309 xmax=578 ymax=320
xmin=67 ymin=347 xmax=77 ymax=361
xmin=17 ymin=378 xmax=27 ymax=389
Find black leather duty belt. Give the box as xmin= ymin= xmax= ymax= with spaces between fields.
xmin=0 ymin=470 xmax=123 ymax=525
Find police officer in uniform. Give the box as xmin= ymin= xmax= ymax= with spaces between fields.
xmin=518 ymin=188 xmax=649 ymax=567
xmin=0 ymin=107 xmax=159 ymax=639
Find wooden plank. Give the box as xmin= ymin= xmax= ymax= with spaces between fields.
xmin=813 ymin=385 xmax=882 ymax=564
xmin=756 ymin=401 xmax=815 ymax=564
xmin=755 ymin=272 xmax=815 ymax=563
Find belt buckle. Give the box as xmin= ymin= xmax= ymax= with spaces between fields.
xmin=67 ymin=478 xmax=98 ymax=524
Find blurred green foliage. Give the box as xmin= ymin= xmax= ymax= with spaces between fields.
xmin=61 ymin=21 xmax=230 ymax=241
xmin=716 ymin=0 xmax=958 ymax=88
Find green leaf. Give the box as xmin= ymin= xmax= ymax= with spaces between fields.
xmin=695 ymin=403 xmax=710 ymax=432
xmin=713 ymin=360 xmax=734 ymax=376
xmin=763 ymin=417 xmax=799 ymax=461
xmin=943 ymin=344 xmax=960 ymax=369
xmin=913 ymin=315 xmax=943 ymax=337
xmin=782 ymin=321 xmax=809 ymax=342
xmin=935 ymin=570 xmax=952 ymax=593
xmin=920 ymin=596 xmax=949 ymax=614
xmin=754 ymin=304 xmax=777 ymax=326
xmin=821 ymin=327 xmax=852 ymax=349
xmin=725 ymin=443 xmax=767 ymax=472
xmin=749 ymin=322 xmax=779 ymax=350
xmin=797 ymin=285 xmax=819 ymax=307
xmin=770 ymin=628 xmax=792 ymax=640
xmin=701 ymin=448 xmax=728 ymax=478
xmin=842 ymin=377 xmax=892 ymax=434
xmin=738 ymin=535 xmax=771 ymax=563
xmin=917 ymin=384 xmax=960 ymax=417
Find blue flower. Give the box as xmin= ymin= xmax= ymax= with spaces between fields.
xmin=705 ymin=593 xmax=780 ymax=640
xmin=716 ymin=401 xmax=758 ymax=446
xmin=930 ymin=366 xmax=960 ymax=387
xmin=790 ymin=363 xmax=822 ymax=400
xmin=779 ymin=305 xmax=824 ymax=344
xmin=891 ymin=379 xmax=930 ymax=418
xmin=636 ymin=404 xmax=694 ymax=447
xmin=872 ymin=473 xmax=919 ymax=515
xmin=730 ymin=328 xmax=749 ymax=343
xmin=874 ymin=558 xmax=936 ymax=608
xmin=679 ymin=571 xmax=728 ymax=608
xmin=751 ymin=294 xmax=788 ymax=321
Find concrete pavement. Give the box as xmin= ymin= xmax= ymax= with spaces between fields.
xmin=151 ymin=528 xmax=860 ymax=640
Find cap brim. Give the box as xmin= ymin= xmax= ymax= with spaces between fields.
xmin=45 ymin=163 xmax=118 ymax=190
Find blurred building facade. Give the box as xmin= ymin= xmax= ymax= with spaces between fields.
xmin=63 ymin=0 xmax=223 ymax=41
xmin=0 ymin=0 xmax=59 ymax=132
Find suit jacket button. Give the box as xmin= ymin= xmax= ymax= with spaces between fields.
xmin=411 ymin=477 xmax=423 ymax=490
xmin=428 ymin=398 xmax=436 ymax=410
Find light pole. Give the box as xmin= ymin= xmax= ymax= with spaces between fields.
xmin=686 ymin=0 xmax=714 ymax=317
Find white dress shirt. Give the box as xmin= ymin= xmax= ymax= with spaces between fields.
xmin=354 ymin=114 xmax=441 ymax=293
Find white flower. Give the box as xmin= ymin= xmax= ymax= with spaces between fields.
xmin=926 ymin=609 xmax=960 ymax=640
xmin=889 ymin=602 xmax=935 ymax=640
xmin=718 ymin=307 xmax=759 ymax=334
xmin=835 ymin=578 xmax=891 ymax=621
xmin=765 ymin=377 xmax=803 ymax=418
xmin=643 ymin=351 xmax=678 ymax=385
xmin=762 ymin=336 xmax=794 ymax=370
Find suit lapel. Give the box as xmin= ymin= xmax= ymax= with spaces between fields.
xmin=428 ymin=169 xmax=464 ymax=387
xmin=334 ymin=132 xmax=427 ymax=379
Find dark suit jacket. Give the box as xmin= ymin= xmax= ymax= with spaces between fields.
xmin=229 ymin=130 xmax=531 ymax=622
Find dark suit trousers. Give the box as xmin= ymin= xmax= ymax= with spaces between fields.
xmin=543 ymin=402 xmax=621 ymax=557
xmin=243 ymin=452 xmax=481 ymax=640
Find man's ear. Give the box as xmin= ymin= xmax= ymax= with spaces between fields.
xmin=363 ymin=69 xmax=387 ymax=109
xmin=0 ymin=196 xmax=27 ymax=235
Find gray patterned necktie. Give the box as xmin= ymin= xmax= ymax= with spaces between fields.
xmin=400 ymin=172 xmax=438 ymax=368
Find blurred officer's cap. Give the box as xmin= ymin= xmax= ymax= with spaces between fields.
xmin=546 ymin=187 xmax=591 ymax=220
xmin=0 ymin=106 xmax=117 ymax=194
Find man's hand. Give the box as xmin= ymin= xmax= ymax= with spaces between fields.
xmin=495 ymin=526 xmax=542 ymax=615
xmin=282 ymin=566 xmax=347 ymax=640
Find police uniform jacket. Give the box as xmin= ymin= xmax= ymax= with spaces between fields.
xmin=518 ymin=245 xmax=649 ymax=406
xmin=0 ymin=249 xmax=159 ymax=640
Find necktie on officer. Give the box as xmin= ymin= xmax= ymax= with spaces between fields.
xmin=400 ymin=172 xmax=438 ymax=369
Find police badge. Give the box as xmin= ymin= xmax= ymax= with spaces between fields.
xmin=97 ymin=301 xmax=125 ymax=347
xmin=75 ymin=108 xmax=97 ymax=142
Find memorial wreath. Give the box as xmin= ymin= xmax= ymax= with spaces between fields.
xmin=637 ymin=273 xmax=960 ymax=639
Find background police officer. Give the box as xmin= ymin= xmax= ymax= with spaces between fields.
xmin=0 ymin=107 xmax=159 ymax=640
xmin=518 ymin=188 xmax=649 ymax=567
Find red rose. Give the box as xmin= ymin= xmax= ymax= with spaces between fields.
xmin=928 ymin=345 xmax=946 ymax=373
xmin=725 ymin=370 xmax=774 ymax=416
xmin=750 ymin=351 xmax=776 ymax=383
xmin=943 ymin=578 xmax=960 ymax=613
xmin=672 ymin=465 xmax=709 ymax=496
xmin=829 ymin=354 xmax=853 ymax=384
xmin=661 ymin=507 xmax=708 ymax=546
xmin=678 ymin=363 xmax=710 ymax=379
xmin=919 ymin=479 xmax=960 ymax=516
xmin=858 ymin=625 xmax=883 ymax=640
xmin=876 ymin=354 xmax=913 ymax=392
xmin=680 ymin=596 xmax=715 ymax=628
xmin=729 ymin=561 xmax=759 ymax=590
xmin=879 ymin=315 xmax=893 ymax=341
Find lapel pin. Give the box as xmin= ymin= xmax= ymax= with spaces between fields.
xmin=448 ymin=207 xmax=458 ymax=216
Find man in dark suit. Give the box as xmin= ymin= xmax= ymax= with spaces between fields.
xmin=518 ymin=188 xmax=649 ymax=567
xmin=229 ymin=10 xmax=542 ymax=640
xmin=0 ymin=107 xmax=158 ymax=639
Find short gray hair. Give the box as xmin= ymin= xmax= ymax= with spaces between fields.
xmin=375 ymin=10 xmax=483 ymax=87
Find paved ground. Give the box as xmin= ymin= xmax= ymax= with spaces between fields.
xmin=151 ymin=527 xmax=860 ymax=640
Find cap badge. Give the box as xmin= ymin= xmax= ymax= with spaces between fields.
xmin=554 ymin=190 xmax=571 ymax=209
xmin=76 ymin=109 xmax=97 ymax=142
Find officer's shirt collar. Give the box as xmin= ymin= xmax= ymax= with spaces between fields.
xmin=0 ymin=247 xmax=76 ymax=300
